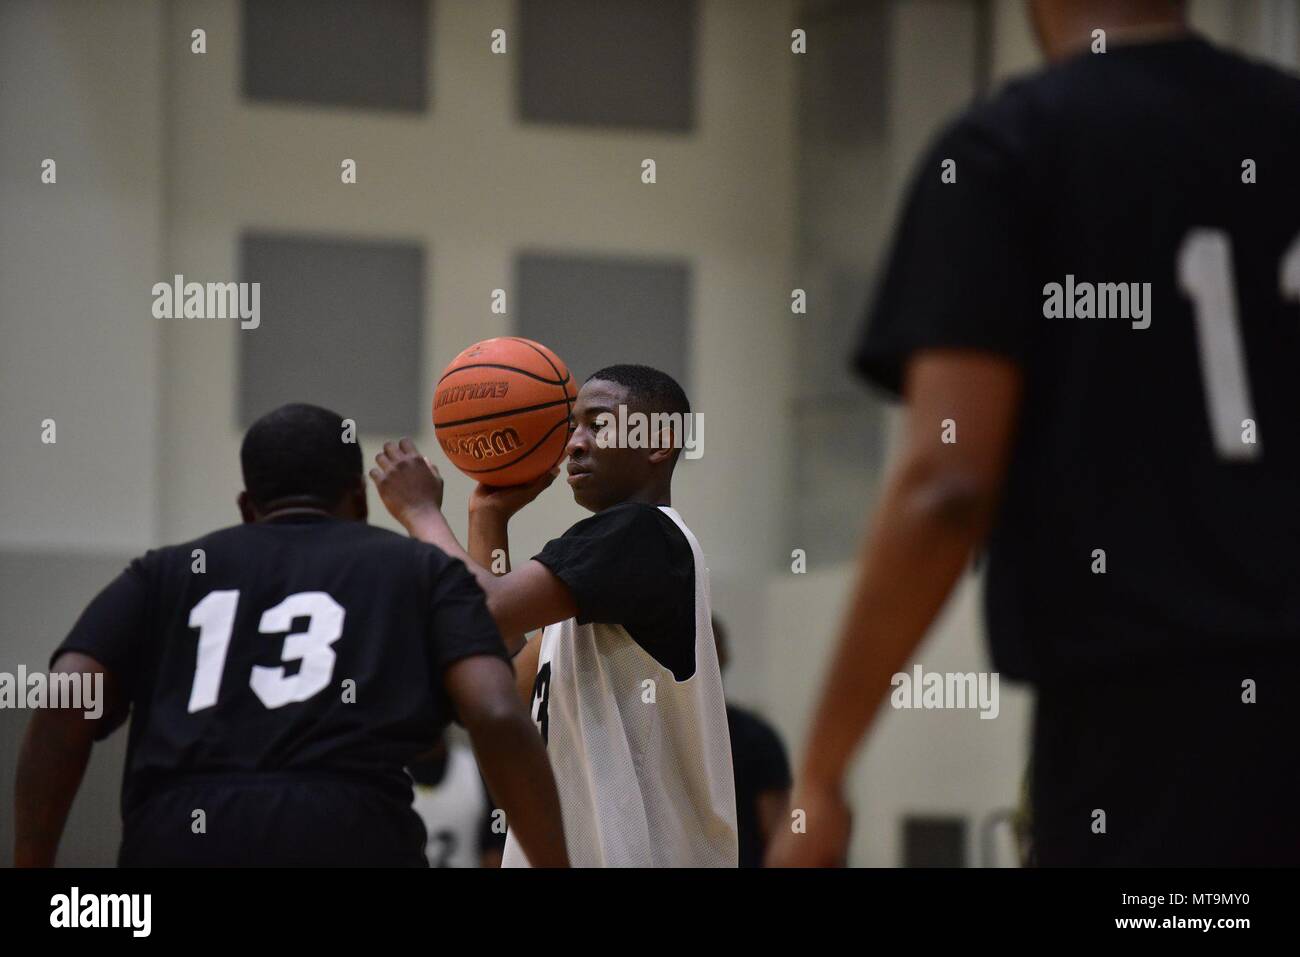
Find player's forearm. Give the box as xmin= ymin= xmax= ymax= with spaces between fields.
xmin=469 ymin=710 xmax=569 ymax=867
xmin=13 ymin=710 xmax=94 ymax=866
xmin=468 ymin=507 xmax=527 ymax=654
xmin=798 ymin=461 xmax=994 ymax=788
xmin=403 ymin=505 xmax=505 ymax=599
xmin=468 ymin=506 xmax=510 ymax=572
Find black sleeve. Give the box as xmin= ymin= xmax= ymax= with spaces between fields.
xmin=51 ymin=553 xmax=155 ymax=739
xmin=426 ymin=554 xmax=510 ymax=673
xmin=533 ymin=504 xmax=696 ymax=680
xmin=855 ymin=107 xmax=1039 ymax=395
xmin=53 ymin=554 xmax=152 ymax=678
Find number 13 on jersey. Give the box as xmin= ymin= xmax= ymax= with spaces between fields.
xmin=187 ymin=590 xmax=345 ymax=713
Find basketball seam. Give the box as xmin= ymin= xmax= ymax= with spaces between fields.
xmin=434 ymin=397 xmax=572 ymax=429
xmin=504 ymin=337 xmax=576 ymax=474
xmin=436 ymin=362 xmax=568 ymax=387
xmin=504 ymin=337 xmax=572 ymax=386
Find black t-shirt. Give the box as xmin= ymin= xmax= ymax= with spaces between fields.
xmin=54 ymin=514 xmax=507 ymax=815
xmin=856 ymin=36 xmax=1300 ymax=682
xmin=726 ymin=704 xmax=791 ymax=869
xmin=533 ymin=502 xmax=697 ymax=680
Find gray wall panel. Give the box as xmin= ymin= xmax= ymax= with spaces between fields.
xmin=516 ymin=251 xmax=691 ymax=395
xmin=242 ymin=0 xmax=430 ymax=111
xmin=239 ymin=232 xmax=425 ymax=434
xmin=519 ymin=0 xmax=696 ymax=131
xmin=1 ymin=550 xmax=136 ymax=867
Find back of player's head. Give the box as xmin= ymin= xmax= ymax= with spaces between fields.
xmin=586 ymin=364 xmax=690 ymax=419
xmin=240 ymin=403 xmax=363 ymax=510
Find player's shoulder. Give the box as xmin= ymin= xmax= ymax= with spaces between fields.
xmin=151 ymin=518 xmax=457 ymax=573
xmin=565 ymin=501 xmax=688 ymax=546
xmin=960 ymin=35 xmax=1300 ymax=142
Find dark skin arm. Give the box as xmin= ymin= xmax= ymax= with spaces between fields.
xmin=467 ymin=479 xmax=556 ymax=655
xmin=14 ymin=652 xmax=125 ymax=867
xmin=512 ymin=632 xmax=544 ymax=708
xmin=445 ymin=654 xmax=568 ymax=867
xmin=766 ymin=350 xmax=1023 ymax=867
xmin=371 ymin=439 xmax=578 ymax=654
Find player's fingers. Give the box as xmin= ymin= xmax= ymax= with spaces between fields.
xmin=382 ymin=439 xmax=401 ymax=461
xmin=367 ymin=468 xmax=383 ymax=485
xmin=398 ymin=437 xmax=418 ymax=456
xmin=374 ymin=450 xmax=392 ymax=471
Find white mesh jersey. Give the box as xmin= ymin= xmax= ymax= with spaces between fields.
xmin=502 ymin=507 xmax=737 ymax=867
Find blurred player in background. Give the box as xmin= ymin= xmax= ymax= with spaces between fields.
xmin=771 ymin=0 xmax=1300 ymax=867
xmin=408 ymin=733 xmax=506 ymax=868
xmin=713 ymin=616 xmax=791 ymax=868
xmin=14 ymin=403 xmax=567 ymax=867
xmin=373 ymin=365 xmax=738 ymax=867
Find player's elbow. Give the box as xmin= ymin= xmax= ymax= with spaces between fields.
xmin=896 ymin=456 xmax=1001 ymax=537
xmin=460 ymin=694 xmax=530 ymax=737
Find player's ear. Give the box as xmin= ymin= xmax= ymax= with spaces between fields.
xmin=647 ymin=441 xmax=676 ymax=467
xmin=237 ymin=490 xmax=257 ymax=524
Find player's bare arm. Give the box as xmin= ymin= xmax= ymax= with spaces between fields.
xmin=511 ymin=632 xmax=544 ymax=708
xmin=767 ymin=350 xmax=1022 ymax=867
xmin=371 ymin=438 xmax=577 ymax=653
xmin=13 ymin=652 xmax=123 ymax=867
xmin=444 ymin=653 xmax=569 ymax=867
xmin=467 ymin=471 xmax=563 ymax=653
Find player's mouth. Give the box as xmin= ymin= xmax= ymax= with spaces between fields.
xmin=566 ymin=465 xmax=592 ymax=486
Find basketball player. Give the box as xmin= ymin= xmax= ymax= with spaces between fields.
xmin=13 ymin=403 xmax=567 ymax=867
xmin=371 ymin=365 xmax=738 ymax=867
xmin=769 ymin=0 xmax=1300 ymax=867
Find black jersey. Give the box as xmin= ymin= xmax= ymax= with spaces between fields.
xmin=856 ymin=36 xmax=1300 ymax=682
xmin=53 ymin=514 xmax=507 ymax=818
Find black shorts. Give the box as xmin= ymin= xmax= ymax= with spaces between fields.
xmin=120 ymin=771 xmax=428 ymax=867
xmin=1030 ymin=651 xmax=1300 ymax=866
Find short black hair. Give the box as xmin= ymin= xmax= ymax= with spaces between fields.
xmin=240 ymin=403 xmax=363 ymax=509
xmin=586 ymin=364 xmax=690 ymax=418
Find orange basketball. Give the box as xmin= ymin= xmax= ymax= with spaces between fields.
xmin=433 ymin=337 xmax=576 ymax=487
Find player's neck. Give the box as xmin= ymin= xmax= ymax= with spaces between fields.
xmin=256 ymin=505 xmax=344 ymax=523
xmin=1043 ymin=17 xmax=1189 ymax=63
xmin=614 ymin=486 xmax=671 ymax=510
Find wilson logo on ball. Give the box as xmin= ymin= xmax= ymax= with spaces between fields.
xmin=441 ymin=427 xmax=525 ymax=461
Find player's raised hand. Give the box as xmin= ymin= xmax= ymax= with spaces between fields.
xmin=469 ymin=467 xmax=560 ymax=520
xmin=370 ymin=438 xmax=445 ymax=530
xmin=764 ymin=782 xmax=852 ymax=868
